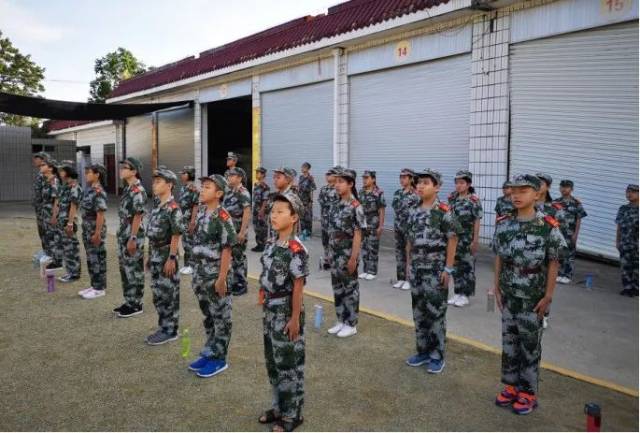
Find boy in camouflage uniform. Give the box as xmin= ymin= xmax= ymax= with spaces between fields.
xmin=327 ymin=168 xmax=366 ymax=339
xmin=251 ymin=167 xmax=270 ymax=252
xmin=57 ymin=161 xmax=83 ymax=283
xmin=178 ymin=166 xmax=200 ymax=275
xmin=495 ymin=181 xmax=514 ymax=219
xmin=188 ymin=174 xmax=236 ymax=378
xmin=447 ymin=170 xmax=483 ymax=308
xmin=405 ymin=169 xmax=461 ymax=374
xmin=493 ymin=174 xmax=566 ymax=415
xmin=358 ymin=170 xmax=386 ymax=280
xmin=297 ymin=162 xmax=317 ymax=240
xmin=145 ymin=168 xmax=185 ymax=345
xmin=223 ymin=167 xmax=252 ymax=296
xmin=318 ymin=167 xmax=339 ymax=270
xmin=32 ymin=152 xmax=50 ymax=251
xmin=616 ymin=184 xmax=639 ymax=297
xmin=258 ymin=193 xmax=308 ymax=432
xmin=78 ymin=164 xmax=108 ymax=300
xmin=40 ymin=159 xmax=64 ymax=270
xmin=267 ymin=167 xmax=296 ymax=239
xmin=392 ymin=168 xmax=420 ymax=291
xmin=553 ymin=180 xmax=587 ymax=284
xmin=114 ymin=157 xmax=148 ymax=318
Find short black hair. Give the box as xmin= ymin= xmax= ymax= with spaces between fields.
xmin=273 ymin=195 xmax=296 ymax=215
xmin=60 ymin=166 xmax=78 ymax=179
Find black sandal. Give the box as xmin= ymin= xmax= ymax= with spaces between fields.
xmin=272 ymin=416 xmax=304 ymax=432
xmin=258 ymin=409 xmax=281 ymax=424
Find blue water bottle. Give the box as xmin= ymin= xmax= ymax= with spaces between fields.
xmin=314 ymin=305 xmax=324 ymax=330
xmin=585 ymin=273 xmax=594 ymax=290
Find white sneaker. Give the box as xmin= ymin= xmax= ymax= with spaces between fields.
xmin=558 ymin=277 xmax=570 ymax=284
xmin=358 ymin=273 xmax=368 ymax=279
xmin=543 ymin=317 xmax=549 ymax=329
xmin=337 ymin=325 xmax=357 ymax=338
xmin=82 ymin=288 xmax=106 ymax=300
xmin=182 ymin=266 xmax=194 ymax=275
xmin=393 ymin=280 xmax=405 ymax=289
xmin=328 ymin=322 xmax=344 ymax=335
xmin=555 ymin=276 xmax=563 ymax=283
xmin=447 ymin=294 xmax=460 ymax=305
xmin=78 ymin=287 xmax=93 ymax=296
xmin=364 ymin=273 xmax=376 ymax=280
xmin=400 ymin=281 xmax=411 ymax=291
xmin=454 ymin=295 xmax=469 ymax=307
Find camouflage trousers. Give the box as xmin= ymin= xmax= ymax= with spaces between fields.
xmin=501 ymin=296 xmax=544 ymax=395
xmin=330 ymin=242 xmax=360 ymax=326
xmin=150 ymin=248 xmax=180 ymax=336
xmin=253 ymin=211 xmax=268 ymax=248
xmin=59 ymin=222 xmax=81 ymax=278
xmin=300 ymin=201 xmax=313 ymax=234
xmin=117 ymin=236 xmax=146 ymax=308
xmin=453 ymin=240 xmax=475 ymax=296
xmin=42 ymin=213 xmax=63 ymax=265
xmin=35 ymin=205 xmax=46 ymax=250
xmin=230 ymin=240 xmax=248 ymax=295
xmin=394 ymin=225 xmax=409 ymax=281
xmin=192 ymin=273 xmax=232 ymax=360
xmin=361 ymin=228 xmax=380 ymax=275
xmin=182 ymin=227 xmax=195 ymax=268
xmin=558 ymin=238 xmax=576 ymax=280
xmin=409 ymin=268 xmax=448 ymax=359
xmin=620 ymin=247 xmax=639 ymax=291
xmin=82 ymin=222 xmax=107 ymax=290
xmin=263 ymin=298 xmax=305 ymax=420
xmin=320 ymin=219 xmax=331 ymax=267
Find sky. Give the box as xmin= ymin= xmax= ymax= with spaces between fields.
xmin=0 ymin=0 xmax=340 ymax=102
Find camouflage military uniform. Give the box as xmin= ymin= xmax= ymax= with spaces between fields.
xmin=616 ymin=203 xmax=639 ymax=292
xmin=359 ymin=186 xmax=386 ymax=275
xmin=493 ymin=210 xmax=566 ymax=395
xmin=223 ymin=185 xmax=251 ymax=295
xmin=192 ymin=205 xmax=237 ymax=360
xmin=392 ymin=188 xmax=420 ymax=281
xmin=448 ymin=192 xmax=483 ymax=297
xmin=57 ymin=180 xmax=83 ymax=278
xmin=41 ymin=175 xmax=64 ymax=265
xmin=252 ymin=180 xmax=271 ymax=249
xmin=407 ymin=199 xmax=461 ymax=359
xmin=117 ymin=180 xmax=147 ymax=308
xmin=266 ymin=185 xmax=294 ymax=240
xmin=552 ymin=196 xmax=587 ymax=280
xmin=147 ymin=196 xmax=185 ymax=336
xmin=297 ymin=174 xmax=317 ymax=234
xmin=33 ymin=171 xmax=47 ymax=250
xmin=80 ymin=184 xmax=108 ymax=291
xmin=495 ymin=196 xmax=514 ymax=218
xmin=178 ymin=182 xmax=199 ymax=267
xmin=318 ymin=184 xmax=338 ymax=267
xmin=328 ymin=196 xmax=367 ymax=326
xmin=260 ymin=236 xmax=309 ymax=420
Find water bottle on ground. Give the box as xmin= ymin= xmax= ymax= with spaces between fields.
xmin=180 ymin=328 xmax=191 ymax=359
xmin=486 ymin=290 xmax=495 ymax=312
xmin=314 ymin=305 xmax=324 ymax=330
xmin=46 ymin=270 xmax=56 ymax=293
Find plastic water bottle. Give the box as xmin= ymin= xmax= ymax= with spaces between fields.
xmin=46 ymin=270 xmax=56 ymax=293
xmin=180 ymin=328 xmax=191 ymax=359
xmin=585 ymin=273 xmax=594 ymax=290
xmin=585 ymin=403 xmax=601 ymax=432
xmin=314 ymin=305 xmax=324 ymax=330
xmin=486 ymin=291 xmax=495 ymax=312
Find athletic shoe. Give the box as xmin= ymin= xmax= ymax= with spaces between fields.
xmin=364 ymin=274 xmax=377 ymax=280
xmin=117 ymin=304 xmax=143 ymax=318
xmin=336 ymin=325 xmax=357 ymax=338
xmin=495 ymin=385 xmax=519 ymax=407
xmin=145 ymin=330 xmax=178 ymax=345
xmin=188 ymin=356 xmax=210 ymax=372
xmin=426 ymin=358 xmax=445 ymax=374
xmin=400 ymin=281 xmax=411 ymax=291
xmin=393 ymin=280 xmax=405 ymax=289
xmin=406 ymin=353 xmax=430 ymax=367
xmin=448 ymin=294 xmax=460 ymax=305
xmin=454 ymin=295 xmax=469 ymax=307
xmin=78 ymin=287 xmax=93 ymax=296
xmin=81 ymin=288 xmax=105 ymax=300
xmin=327 ymin=322 xmax=344 ymax=335
xmin=196 ymin=359 xmax=229 ymax=378
xmin=512 ymin=392 xmax=538 ymax=415
xmin=58 ymin=274 xmax=79 ymax=283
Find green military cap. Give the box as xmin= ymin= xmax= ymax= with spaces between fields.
xmin=153 ymin=168 xmax=178 ymax=184
xmin=400 ymin=168 xmax=415 ymax=177
xmin=559 ymin=179 xmax=574 ymax=188
xmin=226 ymin=167 xmax=245 ymax=178
xmin=120 ymin=156 xmax=143 ymax=174
xmin=502 ymin=180 xmax=510 ymax=189
xmin=301 ymin=162 xmax=311 ymax=169
xmin=87 ymin=162 xmax=107 ymax=179
xmin=199 ymin=173 xmax=228 ymax=192
xmin=34 ymin=151 xmax=51 ymax=161
xmin=508 ymin=174 xmax=541 ymax=190
xmin=325 ymin=168 xmax=337 ymax=175
xmin=43 ymin=158 xmax=58 ymax=168
xmin=226 ymin=152 xmax=239 ymax=161
xmin=362 ymin=170 xmax=376 ymax=178
xmin=273 ymin=167 xmax=296 ymax=180
xmin=58 ymin=159 xmax=75 ymax=168
xmin=179 ymin=165 xmax=195 ymax=176
xmin=536 ymin=172 xmax=552 ymax=185
xmin=336 ymin=168 xmax=357 ymax=181
xmin=273 ymin=192 xmax=304 ymax=217
xmin=416 ymin=168 xmax=443 ymax=186
xmin=627 ymin=184 xmax=639 ymax=192
xmin=255 ymin=166 xmax=267 ymax=174
xmin=455 ymin=170 xmax=473 ymax=181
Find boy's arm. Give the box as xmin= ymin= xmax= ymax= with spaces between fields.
xmin=215 ymin=246 xmax=232 ymax=297
xmin=534 ymin=259 xmax=558 ymax=318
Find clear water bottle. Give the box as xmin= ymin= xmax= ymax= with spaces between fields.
xmin=180 ymin=328 xmax=191 ymax=359
xmin=314 ymin=305 xmax=324 ymax=330
xmin=585 ymin=273 xmax=594 ymax=290
xmin=486 ymin=290 xmax=495 ymax=312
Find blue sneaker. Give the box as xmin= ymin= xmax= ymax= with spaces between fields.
xmin=196 ymin=359 xmax=229 ymax=378
xmin=406 ymin=353 xmax=430 ymax=367
xmin=427 ymin=358 xmax=445 ymax=374
xmin=188 ymin=356 xmax=209 ymax=372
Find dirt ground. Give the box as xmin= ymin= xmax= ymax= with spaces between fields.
xmin=0 ymin=216 xmax=637 ymax=431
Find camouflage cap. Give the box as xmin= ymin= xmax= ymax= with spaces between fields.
xmin=226 ymin=152 xmax=239 ymax=161
xmin=87 ymin=162 xmax=107 ymax=179
xmin=153 ymin=168 xmax=178 ymax=184
xmin=502 ymin=180 xmax=511 ymax=189
xmin=455 ymin=170 xmax=473 ymax=181
xmin=301 ymin=161 xmax=311 ymax=169
xmin=336 ymin=168 xmax=357 ymax=181
xmin=179 ymin=165 xmax=196 ymax=176
xmin=58 ymin=159 xmax=75 ymax=169
xmin=326 ymin=167 xmax=337 ymax=176
xmin=416 ymin=168 xmax=443 ymax=186
xmin=226 ymin=167 xmax=245 ymax=178
xmin=362 ymin=170 xmax=376 ymax=178
xmin=559 ymin=179 xmax=574 ymax=188
xmin=120 ymin=156 xmax=143 ymax=174
xmin=255 ymin=166 xmax=267 ymax=174
xmin=43 ymin=158 xmax=59 ymax=168
xmin=34 ymin=151 xmax=51 ymax=161
xmin=400 ymin=168 xmax=415 ymax=177
xmin=273 ymin=192 xmax=304 ymax=217
xmin=199 ymin=173 xmax=228 ymax=192
xmin=627 ymin=184 xmax=639 ymax=192
xmin=508 ymin=174 xmax=541 ymax=191
xmin=273 ymin=167 xmax=296 ymax=180
xmin=536 ymin=172 xmax=553 ymax=185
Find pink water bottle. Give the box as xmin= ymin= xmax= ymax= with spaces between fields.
xmin=46 ymin=270 xmax=56 ymax=293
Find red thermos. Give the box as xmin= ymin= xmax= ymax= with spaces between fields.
xmin=585 ymin=403 xmax=601 ymax=432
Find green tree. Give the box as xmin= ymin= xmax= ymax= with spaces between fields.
xmin=88 ymin=48 xmax=146 ymax=103
xmin=0 ymin=30 xmax=46 ymax=128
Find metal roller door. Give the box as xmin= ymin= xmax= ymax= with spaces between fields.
xmin=349 ymin=54 xmax=471 ymax=228
xmin=125 ymin=114 xmax=153 ymax=191
xmin=261 ymin=81 xmax=334 ymax=215
xmin=158 ymin=107 xmax=195 ymax=178
xmin=510 ymin=21 xmax=639 ymax=259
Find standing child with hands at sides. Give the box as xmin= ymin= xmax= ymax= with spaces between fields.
xmin=187 ymin=174 xmax=236 ymax=378
xmin=492 ymin=174 xmax=566 ymax=415
xmin=56 ymin=161 xmax=83 ymax=283
xmin=404 ymin=169 xmax=460 ymax=374
xmin=258 ymin=193 xmax=308 ymax=432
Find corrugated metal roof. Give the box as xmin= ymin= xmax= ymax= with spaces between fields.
xmin=47 ymin=120 xmax=95 ymax=131
xmin=110 ymin=0 xmax=450 ymax=98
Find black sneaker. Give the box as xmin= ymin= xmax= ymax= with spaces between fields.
xmin=46 ymin=262 xmax=63 ymax=270
xmin=113 ymin=303 xmax=127 ymax=313
xmin=117 ymin=304 xmax=143 ymax=318
xmin=620 ymin=289 xmax=633 ymax=297
xmin=231 ymin=288 xmax=247 ymax=296
xmin=251 ymin=245 xmax=265 ymax=252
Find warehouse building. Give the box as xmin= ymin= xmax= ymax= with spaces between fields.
xmin=48 ymin=0 xmax=639 ymax=259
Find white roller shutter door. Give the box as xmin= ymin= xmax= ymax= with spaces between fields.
xmin=125 ymin=115 xmax=153 ymax=191
xmin=158 ymin=107 xmax=195 ymax=177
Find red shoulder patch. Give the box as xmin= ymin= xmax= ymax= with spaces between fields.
xmin=552 ymin=202 xmax=563 ymax=210
xmin=470 ymin=195 xmax=479 ymax=203
xmin=351 ymin=199 xmax=360 ymax=208
xmin=131 ymin=185 xmax=141 ymax=194
xmin=93 ymin=186 xmax=103 ymax=194
xmin=219 ymin=208 xmax=230 ymax=221
xmin=288 ymin=239 xmax=303 ymax=253
xmin=438 ymin=202 xmax=449 ymax=212
xmin=496 ymin=214 xmax=510 ymax=223
xmin=544 ymin=215 xmax=559 ymax=228
xmin=168 ymin=201 xmax=178 ymax=210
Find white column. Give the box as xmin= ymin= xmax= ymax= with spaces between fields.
xmin=193 ymin=90 xmax=203 ymax=178
xmin=333 ymin=48 xmax=349 ymax=167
